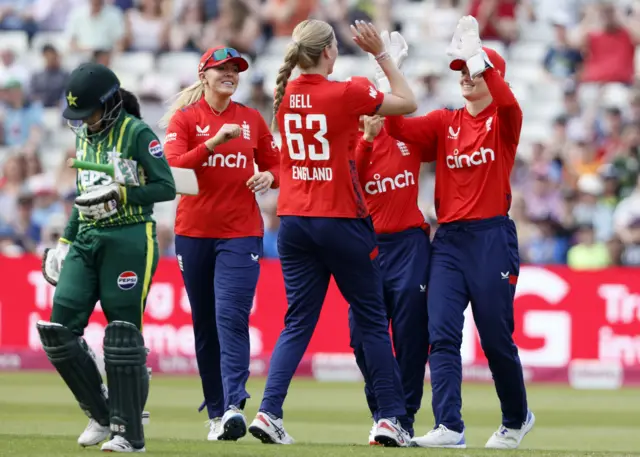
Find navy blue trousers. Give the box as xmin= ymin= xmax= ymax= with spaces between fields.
xmin=260 ymin=216 xmax=406 ymax=419
xmin=175 ymin=235 xmax=262 ymax=419
xmin=428 ymin=216 xmax=528 ymax=432
xmin=348 ymin=227 xmax=430 ymax=436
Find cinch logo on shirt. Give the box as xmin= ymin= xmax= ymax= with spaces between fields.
xmin=364 ymin=170 xmax=415 ymax=195
xmin=202 ymin=152 xmax=248 ymax=168
xmin=446 ymin=147 xmax=495 ymax=169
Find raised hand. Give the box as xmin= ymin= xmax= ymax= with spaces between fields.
xmin=363 ymin=115 xmax=384 ymax=141
xmin=351 ymin=20 xmax=385 ymax=57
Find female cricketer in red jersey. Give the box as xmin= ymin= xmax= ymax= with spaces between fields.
xmin=160 ymin=46 xmax=280 ymax=442
xmin=352 ymin=113 xmax=435 ymax=445
xmin=247 ymin=20 xmax=418 ymax=447
xmin=385 ymin=17 xmax=534 ymax=449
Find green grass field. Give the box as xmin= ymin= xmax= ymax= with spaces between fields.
xmin=0 ymin=372 xmax=639 ymax=456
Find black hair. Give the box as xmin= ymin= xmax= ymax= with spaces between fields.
xmin=119 ymin=88 xmax=141 ymax=119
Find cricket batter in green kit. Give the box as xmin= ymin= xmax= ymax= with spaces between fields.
xmin=37 ymin=63 xmax=176 ymax=453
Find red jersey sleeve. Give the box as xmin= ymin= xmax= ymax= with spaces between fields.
xmin=355 ymin=135 xmax=374 ymax=186
xmin=484 ymin=68 xmax=523 ymax=145
xmin=164 ymin=109 xmax=210 ymax=169
xmin=344 ymin=78 xmax=385 ymax=116
xmin=385 ymin=110 xmax=444 ymax=149
xmin=255 ymin=112 xmax=281 ymax=189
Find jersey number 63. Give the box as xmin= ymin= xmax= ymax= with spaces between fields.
xmin=284 ymin=113 xmax=330 ymax=161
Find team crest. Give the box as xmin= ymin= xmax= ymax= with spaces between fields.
xmin=66 ymin=92 xmax=78 ymax=107
xmin=148 ymin=139 xmax=164 ymax=158
xmin=117 ymin=271 xmax=138 ymax=290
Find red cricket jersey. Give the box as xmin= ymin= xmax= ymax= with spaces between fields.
xmin=355 ymin=124 xmax=435 ymax=234
xmin=386 ymin=68 xmax=521 ymax=224
xmin=164 ymin=97 xmax=280 ymax=238
xmin=276 ymin=74 xmax=384 ymax=218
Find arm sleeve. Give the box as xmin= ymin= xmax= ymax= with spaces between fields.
xmin=412 ymin=142 xmax=437 ymax=163
xmin=385 ymin=111 xmax=443 ymax=149
xmin=355 ymin=135 xmax=374 ymax=186
xmin=483 ymin=67 xmax=523 ymax=145
xmin=60 ymin=206 xmax=79 ymax=244
xmin=164 ymin=110 xmax=211 ymax=169
xmin=122 ymin=127 xmax=177 ymax=206
xmin=255 ymin=113 xmax=281 ymax=189
xmin=344 ymin=78 xmax=385 ymax=116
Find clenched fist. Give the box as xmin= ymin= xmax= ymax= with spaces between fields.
xmin=206 ymin=124 xmax=241 ymax=150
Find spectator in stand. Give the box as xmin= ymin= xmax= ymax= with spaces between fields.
xmin=0 ymin=0 xmax=37 ymax=42
xmin=0 ymin=48 xmax=31 ymax=89
xmin=424 ymin=0 xmax=463 ymax=40
xmin=0 ymin=155 xmax=27 ymax=225
xmin=29 ymin=44 xmax=69 ymax=108
xmin=467 ymin=0 xmax=520 ymax=45
xmin=542 ymin=12 xmax=583 ymax=81
xmin=11 ymin=190 xmax=39 ymax=252
xmin=169 ymin=0 xmax=205 ymax=53
xmin=524 ymin=215 xmax=569 ymax=264
xmin=607 ymin=236 xmax=624 ymax=265
xmin=564 ymin=138 xmax=603 ymax=187
xmin=262 ymin=0 xmax=318 ymax=38
xmin=572 ymin=173 xmax=614 ymax=241
xmin=1 ymin=79 xmax=43 ymax=153
xmin=572 ymin=2 xmax=638 ymax=85
xmin=567 ymin=222 xmax=610 ymax=269
xmin=416 ymin=71 xmax=445 ymax=115
xmin=123 ymin=0 xmax=170 ymax=53
xmin=91 ymin=49 xmax=112 ymax=67
xmin=66 ymin=0 xmax=125 ymax=53
xmin=525 ymin=172 xmax=565 ymax=222
xmin=202 ymin=0 xmax=262 ymax=56
xmin=621 ymin=218 xmax=640 ymax=265
xmin=596 ymin=106 xmax=625 ymax=160
xmin=30 ymin=0 xmax=76 ymax=32
xmin=244 ymin=72 xmax=274 ymax=130
xmin=613 ymin=174 xmax=640 ymax=244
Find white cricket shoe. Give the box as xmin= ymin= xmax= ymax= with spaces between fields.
xmin=219 ymin=406 xmax=247 ymax=441
xmin=100 ymin=435 xmax=145 ymax=452
xmin=485 ymin=410 xmax=535 ymax=449
xmin=368 ymin=421 xmax=380 ymax=445
xmin=78 ymin=419 xmax=110 ymax=447
xmin=207 ymin=418 xmax=222 ymax=441
xmin=248 ymin=412 xmax=294 ymax=444
xmin=411 ymin=424 xmax=466 ymax=448
xmin=374 ymin=418 xmax=411 ymax=447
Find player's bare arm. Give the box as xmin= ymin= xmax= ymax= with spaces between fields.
xmin=351 ymin=21 xmax=417 ymax=116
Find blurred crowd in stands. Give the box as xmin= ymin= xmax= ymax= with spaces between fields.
xmin=0 ymin=0 xmax=639 ymax=270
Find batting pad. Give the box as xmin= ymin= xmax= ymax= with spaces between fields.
xmin=36 ymin=321 xmax=109 ymax=425
xmin=103 ymin=321 xmax=149 ymax=450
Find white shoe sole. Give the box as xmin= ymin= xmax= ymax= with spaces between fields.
xmin=79 ymin=430 xmax=110 ymax=447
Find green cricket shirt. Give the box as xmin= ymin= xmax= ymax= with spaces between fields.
xmin=61 ymin=110 xmax=176 ymax=243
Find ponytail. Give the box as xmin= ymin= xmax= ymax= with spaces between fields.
xmin=158 ymin=80 xmax=205 ymax=128
xmin=119 ymin=88 xmax=141 ymax=119
xmin=272 ymin=43 xmax=300 ymax=131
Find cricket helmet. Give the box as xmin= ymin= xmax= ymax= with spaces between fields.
xmin=63 ymin=63 xmax=123 ymax=139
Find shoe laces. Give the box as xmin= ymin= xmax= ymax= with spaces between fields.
xmin=205 ymin=418 xmax=221 ymax=430
xmin=429 ymin=424 xmax=451 ymax=436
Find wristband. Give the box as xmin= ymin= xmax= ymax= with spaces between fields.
xmin=375 ymin=51 xmax=390 ymax=63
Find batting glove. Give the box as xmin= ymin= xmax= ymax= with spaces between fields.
xmin=75 ymin=183 xmax=122 ymax=220
xmin=369 ymin=30 xmax=409 ymax=93
xmin=42 ymin=240 xmax=70 ymax=286
xmin=447 ymin=16 xmax=491 ymax=78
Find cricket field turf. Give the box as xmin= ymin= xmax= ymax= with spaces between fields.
xmin=0 ymin=372 xmax=639 ymax=456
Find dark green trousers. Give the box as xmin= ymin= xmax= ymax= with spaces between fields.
xmin=51 ymin=222 xmax=159 ymax=333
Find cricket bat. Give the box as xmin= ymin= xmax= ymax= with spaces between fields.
xmin=67 ymin=158 xmax=199 ymax=196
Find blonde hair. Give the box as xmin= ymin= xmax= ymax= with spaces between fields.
xmin=272 ymin=19 xmax=334 ymax=130
xmin=158 ymin=80 xmax=205 ymax=128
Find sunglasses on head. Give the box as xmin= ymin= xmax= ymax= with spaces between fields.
xmin=202 ymin=47 xmax=241 ymax=70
